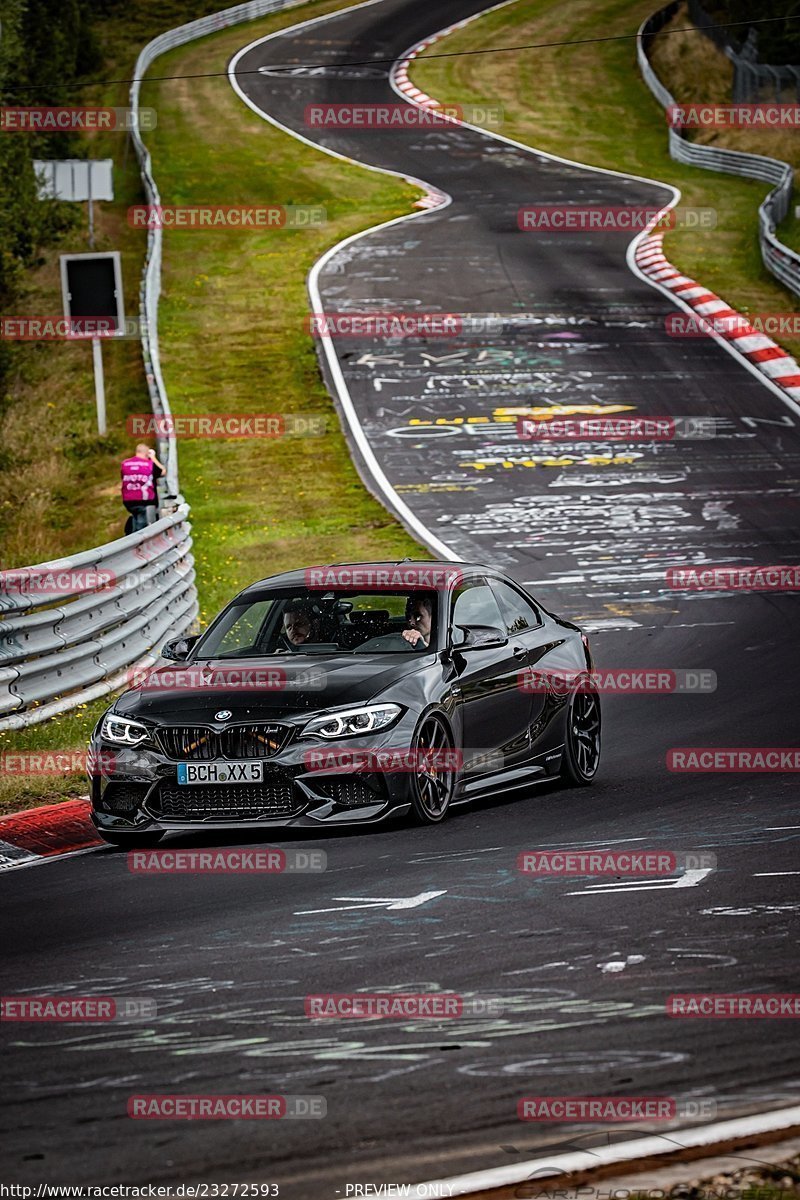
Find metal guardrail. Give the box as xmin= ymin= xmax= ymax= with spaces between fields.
xmin=638 ymin=4 xmax=800 ymax=300
xmin=0 ymin=507 xmax=197 ymax=730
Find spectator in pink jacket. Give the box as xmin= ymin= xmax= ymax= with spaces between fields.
xmin=120 ymin=444 xmax=165 ymax=533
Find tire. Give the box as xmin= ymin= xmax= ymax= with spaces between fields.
xmin=560 ymin=688 xmax=601 ymax=786
xmin=99 ymin=831 xmax=164 ymax=849
xmin=409 ymin=712 xmax=456 ymax=825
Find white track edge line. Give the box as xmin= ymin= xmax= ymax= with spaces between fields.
xmin=407 ymin=1104 xmax=800 ymax=1198
xmin=0 ymin=845 xmax=104 ymax=875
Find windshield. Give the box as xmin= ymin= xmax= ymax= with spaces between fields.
xmin=195 ymin=589 xmax=439 ymax=658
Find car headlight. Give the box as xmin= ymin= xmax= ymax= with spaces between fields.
xmin=100 ymin=714 xmax=152 ymax=746
xmin=303 ymin=703 xmax=402 ymax=739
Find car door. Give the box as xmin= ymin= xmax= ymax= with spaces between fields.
xmin=488 ymin=577 xmax=555 ymax=738
xmin=449 ymin=578 xmax=532 ymax=773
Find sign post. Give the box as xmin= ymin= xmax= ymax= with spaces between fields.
xmin=91 ymin=338 xmax=106 ymax=436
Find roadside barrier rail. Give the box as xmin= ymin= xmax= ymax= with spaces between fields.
xmin=638 ymin=3 xmax=800 ymax=300
xmin=0 ymin=504 xmax=196 ymax=730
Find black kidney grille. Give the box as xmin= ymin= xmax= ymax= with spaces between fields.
xmin=157 ymin=724 xmax=289 ymax=761
xmin=158 ymin=726 xmax=215 ymax=760
xmin=227 ymin=724 xmax=288 ymax=759
xmin=156 ymin=777 xmax=301 ymax=821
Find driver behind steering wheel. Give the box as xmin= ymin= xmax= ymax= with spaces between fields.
xmin=278 ymin=604 xmax=316 ymax=651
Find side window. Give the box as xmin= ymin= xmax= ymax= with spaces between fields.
xmin=451 ymin=582 xmax=505 ymax=642
xmin=490 ymin=580 xmax=542 ymax=636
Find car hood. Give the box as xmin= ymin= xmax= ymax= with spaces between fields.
xmin=113 ymin=653 xmax=432 ymax=723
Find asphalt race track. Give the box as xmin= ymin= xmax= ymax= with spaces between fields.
xmin=2 ymin=0 xmax=799 ymax=1193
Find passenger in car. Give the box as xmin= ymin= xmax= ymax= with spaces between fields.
xmin=401 ymin=593 xmax=434 ymax=649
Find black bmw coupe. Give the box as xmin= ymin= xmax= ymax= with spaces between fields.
xmin=89 ymin=562 xmax=601 ymax=845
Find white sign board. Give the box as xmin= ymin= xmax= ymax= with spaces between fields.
xmin=34 ymin=160 xmax=114 ymax=202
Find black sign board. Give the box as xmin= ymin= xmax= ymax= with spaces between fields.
xmin=60 ymin=251 xmax=124 ymax=336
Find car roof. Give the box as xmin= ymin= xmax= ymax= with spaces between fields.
xmin=237 ymin=560 xmax=502 ymax=598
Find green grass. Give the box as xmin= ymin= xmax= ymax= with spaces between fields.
xmin=0 ymin=0 xmax=427 ymax=816
xmin=0 ymin=700 xmax=109 ymax=815
xmin=411 ymin=0 xmax=800 ymax=354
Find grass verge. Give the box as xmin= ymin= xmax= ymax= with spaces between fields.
xmin=411 ymin=0 xmax=800 ymax=354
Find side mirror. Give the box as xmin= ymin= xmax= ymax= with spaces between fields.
xmin=161 ymin=634 xmax=199 ymax=662
xmin=455 ymin=626 xmax=508 ymax=651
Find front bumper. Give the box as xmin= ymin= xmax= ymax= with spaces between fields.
xmin=89 ymin=722 xmax=420 ymax=833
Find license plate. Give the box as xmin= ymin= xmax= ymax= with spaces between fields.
xmin=177 ymin=761 xmax=264 ymax=785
